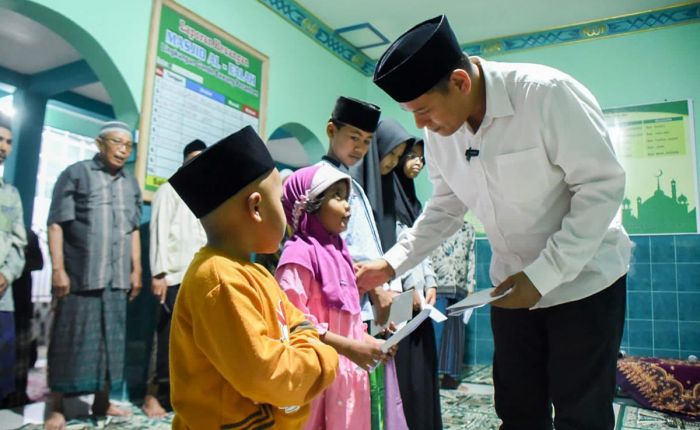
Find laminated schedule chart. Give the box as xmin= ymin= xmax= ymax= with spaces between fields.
xmin=145 ymin=68 xmax=260 ymax=189
xmin=137 ymin=0 xmax=268 ymax=197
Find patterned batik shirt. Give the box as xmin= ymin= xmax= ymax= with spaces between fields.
xmin=430 ymin=222 xmax=476 ymax=299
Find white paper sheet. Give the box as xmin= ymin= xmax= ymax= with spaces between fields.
xmin=424 ymin=303 xmax=448 ymax=323
xmin=380 ymin=308 xmax=432 ymax=353
xmin=447 ymin=287 xmax=512 ymax=316
xmin=461 ymin=307 xmax=474 ymax=325
xmin=370 ymin=289 xmax=415 ymax=335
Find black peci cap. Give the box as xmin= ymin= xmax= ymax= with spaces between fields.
xmin=373 ymin=15 xmax=463 ymax=103
xmin=169 ymin=126 xmax=274 ymax=218
xmin=331 ymin=96 xmax=381 ymax=133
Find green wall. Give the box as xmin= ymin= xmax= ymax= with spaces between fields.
xmin=29 ymin=0 xmax=370 ymax=144
xmin=44 ymin=101 xmax=110 ymax=138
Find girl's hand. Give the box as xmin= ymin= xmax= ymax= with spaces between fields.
xmin=364 ymin=335 xmax=397 ymax=361
xmin=346 ymin=338 xmax=385 ymax=371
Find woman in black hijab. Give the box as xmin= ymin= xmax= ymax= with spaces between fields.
xmin=352 ymin=119 xmax=443 ymax=430
xmin=394 ymin=138 xmax=425 ymax=228
xmin=351 ymin=119 xmax=408 ymax=252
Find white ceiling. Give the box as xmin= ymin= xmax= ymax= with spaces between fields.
xmin=0 ymin=8 xmax=110 ymax=104
xmin=71 ymin=82 xmax=112 ymax=104
xmin=0 ymin=9 xmax=80 ymax=75
xmin=296 ymin=0 xmax=686 ymax=59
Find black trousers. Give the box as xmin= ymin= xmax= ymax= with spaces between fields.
xmin=491 ymin=276 xmax=626 ymax=430
xmin=394 ymin=316 xmax=443 ymax=430
xmin=150 ymin=284 xmax=179 ymax=405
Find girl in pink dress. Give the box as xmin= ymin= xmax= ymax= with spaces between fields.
xmin=276 ymin=164 xmax=395 ymax=430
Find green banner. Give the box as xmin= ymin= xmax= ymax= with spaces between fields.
xmin=605 ymin=100 xmax=698 ymax=234
xmin=157 ymin=5 xmax=263 ymax=110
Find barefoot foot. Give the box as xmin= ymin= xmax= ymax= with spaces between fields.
xmin=105 ymin=402 xmax=132 ymax=417
xmin=142 ymin=394 xmax=167 ymax=418
xmin=44 ymin=412 xmax=66 ymax=430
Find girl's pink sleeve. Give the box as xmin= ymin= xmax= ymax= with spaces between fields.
xmin=276 ymin=263 xmax=329 ymax=335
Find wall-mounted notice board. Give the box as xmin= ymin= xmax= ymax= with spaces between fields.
xmin=136 ymin=0 xmax=269 ymax=200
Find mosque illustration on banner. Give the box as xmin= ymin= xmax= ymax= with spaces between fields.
xmin=621 ymin=170 xmax=697 ymax=234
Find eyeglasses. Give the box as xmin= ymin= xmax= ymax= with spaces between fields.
xmin=102 ymin=136 xmax=133 ymax=150
xmin=405 ymin=152 xmax=424 ymax=163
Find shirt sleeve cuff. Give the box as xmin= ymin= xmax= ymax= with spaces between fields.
xmin=384 ymin=246 xmax=408 ymax=277
xmin=523 ymin=258 xmax=561 ymax=298
xmin=47 ymin=212 xmax=75 ymax=225
xmin=387 ymin=278 xmax=403 ymax=293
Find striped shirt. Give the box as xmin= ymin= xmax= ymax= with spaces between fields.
xmin=47 ymin=155 xmax=142 ymax=292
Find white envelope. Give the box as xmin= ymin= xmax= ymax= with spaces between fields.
xmin=380 ymin=308 xmax=432 ymax=353
xmin=422 ymin=303 xmax=447 ymax=323
xmin=447 ymin=287 xmax=512 ymax=316
xmin=369 ymin=289 xmax=414 ymax=335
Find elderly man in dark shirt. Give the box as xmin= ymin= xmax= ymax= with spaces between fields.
xmin=45 ymin=121 xmax=142 ymax=430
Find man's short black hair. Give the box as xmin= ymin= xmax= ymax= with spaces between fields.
xmin=430 ymin=54 xmax=473 ymax=94
xmin=183 ymin=139 xmax=206 ymax=159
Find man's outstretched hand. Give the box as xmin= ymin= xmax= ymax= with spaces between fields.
xmin=354 ymin=259 xmax=396 ymax=294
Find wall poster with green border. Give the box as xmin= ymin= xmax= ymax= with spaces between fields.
xmin=605 ymin=100 xmax=698 ymax=235
xmin=135 ymin=0 xmax=269 ymax=200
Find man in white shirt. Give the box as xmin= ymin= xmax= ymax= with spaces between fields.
xmin=143 ymin=139 xmax=207 ymax=417
xmin=356 ymin=15 xmax=632 ymax=430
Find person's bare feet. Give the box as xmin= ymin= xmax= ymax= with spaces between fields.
xmin=142 ymin=394 xmax=167 ymax=418
xmin=44 ymin=412 xmax=66 ymax=430
xmin=105 ymin=402 xmax=132 ymax=417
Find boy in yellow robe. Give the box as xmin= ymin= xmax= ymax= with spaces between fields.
xmin=168 ymin=126 xmax=339 ymax=429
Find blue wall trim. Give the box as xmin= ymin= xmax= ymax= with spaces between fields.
xmin=257 ymin=0 xmax=376 ymax=76
xmin=462 ymin=2 xmax=700 ymax=57
xmin=258 ymin=1 xmax=700 ymax=75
